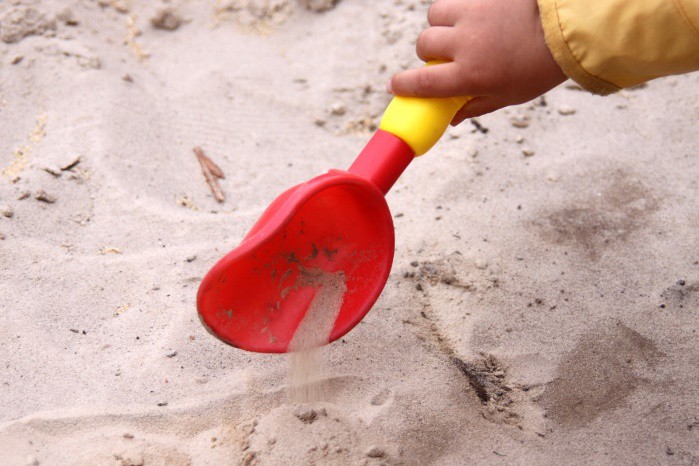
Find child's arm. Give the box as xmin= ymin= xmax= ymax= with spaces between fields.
xmin=388 ymin=0 xmax=699 ymax=125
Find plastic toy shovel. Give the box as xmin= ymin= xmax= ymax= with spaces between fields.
xmin=197 ymin=77 xmax=469 ymax=353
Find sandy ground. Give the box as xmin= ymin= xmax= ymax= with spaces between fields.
xmin=1 ymin=0 xmax=698 ymax=464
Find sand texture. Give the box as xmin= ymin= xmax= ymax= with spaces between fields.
xmin=1 ymin=0 xmax=698 ymax=464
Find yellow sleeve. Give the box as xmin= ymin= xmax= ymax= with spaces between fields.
xmin=538 ymin=0 xmax=699 ymax=94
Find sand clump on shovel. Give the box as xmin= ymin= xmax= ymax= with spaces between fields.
xmin=287 ymin=269 xmax=347 ymax=402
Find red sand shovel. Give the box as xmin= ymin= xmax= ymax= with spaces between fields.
xmin=197 ymin=69 xmax=469 ymax=353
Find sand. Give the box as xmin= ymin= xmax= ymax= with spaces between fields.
xmin=288 ymin=269 xmax=346 ymax=403
xmin=1 ymin=0 xmax=698 ymax=464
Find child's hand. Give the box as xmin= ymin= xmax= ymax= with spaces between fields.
xmin=387 ymin=0 xmax=567 ymax=125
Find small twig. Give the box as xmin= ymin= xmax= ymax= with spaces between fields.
xmin=194 ymin=147 xmax=224 ymax=180
xmin=193 ymin=146 xmax=225 ymax=203
xmin=203 ymin=155 xmax=224 ymax=179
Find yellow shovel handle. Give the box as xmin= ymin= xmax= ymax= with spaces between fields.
xmin=379 ymin=61 xmax=471 ymax=156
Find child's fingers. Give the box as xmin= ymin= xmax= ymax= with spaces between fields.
xmin=387 ymin=62 xmax=464 ymax=97
xmin=451 ymin=96 xmax=508 ymax=125
xmin=427 ymin=0 xmax=461 ymax=26
xmin=416 ymin=27 xmax=455 ymax=62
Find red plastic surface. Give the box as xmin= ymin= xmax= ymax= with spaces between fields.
xmin=197 ymin=171 xmax=395 ymax=353
xmin=197 ymin=130 xmax=415 ymax=353
xmin=348 ymin=130 xmax=415 ymax=194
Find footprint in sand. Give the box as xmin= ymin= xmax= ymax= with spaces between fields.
xmin=540 ymin=322 xmax=662 ymax=428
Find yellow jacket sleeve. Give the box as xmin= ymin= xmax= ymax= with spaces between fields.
xmin=538 ymin=0 xmax=699 ymax=94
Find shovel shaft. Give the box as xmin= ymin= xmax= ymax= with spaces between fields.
xmin=348 ymin=129 xmax=414 ymax=195
xmin=348 ymin=82 xmax=470 ymax=194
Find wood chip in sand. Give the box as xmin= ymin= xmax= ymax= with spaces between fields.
xmin=194 ymin=146 xmax=225 ymax=203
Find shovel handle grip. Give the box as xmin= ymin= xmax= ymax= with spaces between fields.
xmin=348 ymin=62 xmax=471 ymax=194
xmin=379 ymin=94 xmax=470 ymax=156
xmin=380 ymin=62 xmax=471 ymax=156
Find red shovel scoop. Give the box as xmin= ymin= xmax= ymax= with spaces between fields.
xmin=197 ymin=75 xmax=469 ymax=353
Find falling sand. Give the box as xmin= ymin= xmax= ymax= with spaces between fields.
xmin=287 ymin=269 xmax=347 ymax=402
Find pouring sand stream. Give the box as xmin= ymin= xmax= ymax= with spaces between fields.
xmin=287 ymin=269 xmax=347 ymax=402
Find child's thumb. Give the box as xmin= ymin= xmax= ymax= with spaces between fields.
xmin=451 ymin=96 xmax=508 ymax=124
